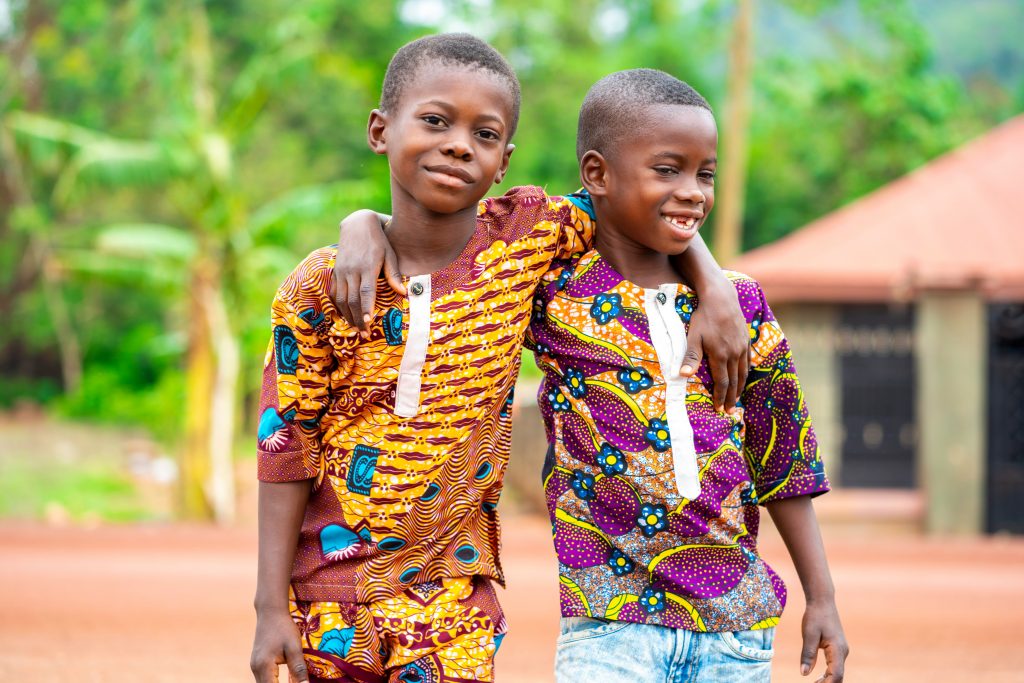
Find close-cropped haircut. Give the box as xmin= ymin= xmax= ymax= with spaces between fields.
xmin=576 ymin=69 xmax=712 ymax=160
xmin=380 ymin=33 xmax=522 ymax=138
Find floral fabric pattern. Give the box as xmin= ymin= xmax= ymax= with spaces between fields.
xmin=526 ymin=251 xmax=830 ymax=633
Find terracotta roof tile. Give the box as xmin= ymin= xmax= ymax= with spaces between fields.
xmin=730 ymin=115 xmax=1024 ymax=302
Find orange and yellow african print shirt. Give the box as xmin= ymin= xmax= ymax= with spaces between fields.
xmin=257 ymin=185 xmax=594 ymax=603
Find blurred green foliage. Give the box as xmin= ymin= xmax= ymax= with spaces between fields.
xmin=1 ymin=0 xmax=1020 ymax=446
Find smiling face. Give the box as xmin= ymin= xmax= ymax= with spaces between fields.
xmin=367 ymin=63 xmax=516 ymax=216
xmin=583 ymin=103 xmax=718 ymax=256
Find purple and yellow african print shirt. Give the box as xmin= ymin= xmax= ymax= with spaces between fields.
xmin=526 ymin=250 xmax=830 ymax=633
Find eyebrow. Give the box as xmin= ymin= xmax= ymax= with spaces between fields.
xmin=652 ymin=151 xmax=717 ymax=165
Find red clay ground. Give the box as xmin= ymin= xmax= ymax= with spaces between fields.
xmin=1 ymin=515 xmax=1023 ymax=683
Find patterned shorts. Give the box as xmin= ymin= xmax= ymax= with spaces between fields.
xmin=289 ymin=576 xmax=507 ymax=683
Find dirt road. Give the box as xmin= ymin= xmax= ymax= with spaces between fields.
xmin=1 ymin=516 xmax=1023 ymax=682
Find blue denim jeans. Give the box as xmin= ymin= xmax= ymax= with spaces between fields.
xmin=555 ymin=616 xmax=775 ymax=683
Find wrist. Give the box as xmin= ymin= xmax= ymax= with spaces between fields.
xmin=804 ymin=590 xmax=837 ymax=607
xmin=253 ymin=593 xmax=291 ymax=615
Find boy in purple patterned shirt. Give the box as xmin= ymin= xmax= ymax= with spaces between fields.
xmin=526 ymin=70 xmax=847 ymax=683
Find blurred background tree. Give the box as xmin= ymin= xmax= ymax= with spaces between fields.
xmin=1 ymin=0 xmax=1020 ymax=520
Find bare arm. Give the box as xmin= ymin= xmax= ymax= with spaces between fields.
xmin=250 ymin=479 xmax=313 ymax=683
xmin=671 ymin=233 xmax=749 ymax=412
xmin=332 ymin=210 xmax=401 ymax=335
xmin=767 ymin=496 xmax=849 ymax=683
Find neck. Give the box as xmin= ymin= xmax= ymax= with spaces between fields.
xmin=594 ymin=225 xmax=686 ymax=290
xmin=386 ymin=183 xmax=479 ymax=277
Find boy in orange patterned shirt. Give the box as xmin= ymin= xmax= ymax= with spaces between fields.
xmin=250 ymin=35 xmax=746 ymax=683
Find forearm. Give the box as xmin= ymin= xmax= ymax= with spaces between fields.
xmin=254 ymin=479 xmax=313 ymax=613
xmin=766 ymin=495 xmax=835 ymax=603
xmin=671 ymin=233 xmax=726 ymax=290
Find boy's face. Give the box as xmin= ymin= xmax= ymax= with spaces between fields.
xmin=584 ymin=104 xmax=717 ymax=256
xmin=368 ymin=65 xmax=516 ymax=216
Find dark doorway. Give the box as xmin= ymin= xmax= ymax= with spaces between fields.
xmin=987 ymin=303 xmax=1024 ymax=534
xmin=837 ymin=305 xmax=916 ymax=487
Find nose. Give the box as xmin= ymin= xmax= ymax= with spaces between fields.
xmin=440 ymin=132 xmax=473 ymax=161
xmin=673 ymin=181 xmax=705 ymax=205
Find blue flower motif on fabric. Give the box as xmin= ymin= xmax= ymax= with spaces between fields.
xmin=590 ymin=293 xmax=622 ymax=325
xmin=675 ymin=293 xmax=696 ymax=322
xmin=571 ymin=470 xmax=596 ymax=501
xmin=617 ymin=366 xmax=653 ymax=394
xmin=257 ymin=408 xmax=289 ymax=452
xmin=319 ymin=524 xmax=364 ymax=561
xmin=564 ymin=368 xmax=587 ymax=398
xmin=347 ymin=444 xmax=380 ymax=496
xmin=598 ymin=443 xmax=626 ymax=476
xmin=640 ymin=586 xmax=666 ymax=614
xmin=298 ymin=307 xmax=326 ymax=330
xmin=729 ymin=423 xmax=743 ymax=450
xmin=608 ymin=549 xmax=635 ymax=576
xmin=383 ymin=307 xmax=403 ymax=346
xmin=318 ymin=626 xmax=356 ymax=657
xmin=273 ymin=325 xmax=299 ymax=375
xmin=397 ymin=662 xmax=428 ymax=683
xmin=644 ymin=419 xmax=671 ymax=452
xmin=548 ymin=387 xmax=571 ymax=412
xmin=637 ymin=503 xmax=668 ymax=537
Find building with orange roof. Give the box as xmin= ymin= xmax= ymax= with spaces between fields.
xmin=731 ymin=115 xmax=1024 ymax=535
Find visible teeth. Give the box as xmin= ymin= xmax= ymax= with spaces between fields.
xmin=664 ymin=216 xmax=697 ymax=229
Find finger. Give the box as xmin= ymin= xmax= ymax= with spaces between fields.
xmin=734 ymin=346 xmax=750 ymax=410
xmin=346 ymin=274 xmax=366 ymax=337
xmin=383 ymin=244 xmax=405 ymax=296
xmin=335 ymin=275 xmax=353 ymax=327
xmin=250 ymin=655 xmax=278 ymax=683
xmin=800 ymin=635 xmax=820 ymax=677
xmin=825 ymin=640 xmax=847 ymax=682
xmin=709 ymin=352 xmax=730 ymax=412
xmin=358 ymin=277 xmax=376 ymax=334
xmin=725 ymin=353 xmax=741 ymax=413
xmin=681 ymin=333 xmax=704 ymax=377
xmin=345 ymin=275 xmax=368 ymax=337
xmin=285 ymin=643 xmax=309 ymax=683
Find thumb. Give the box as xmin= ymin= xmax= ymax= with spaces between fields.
xmin=285 ymin=642 xmax=309 ymax=683
xmin=801 ymin=630 xmax=820 ymax=677
xmin=680 ymin=336 xmax=703 ymax=377
xmin=383 ymin=244 xmax=405 ymax=296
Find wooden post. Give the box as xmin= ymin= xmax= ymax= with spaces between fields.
xmin=716 ymin=0 xmax=755 ymax=264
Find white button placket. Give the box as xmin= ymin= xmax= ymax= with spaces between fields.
xmin=394 ymin=274 xmax=431 ymax=417
xmin=644 ymin=283 xmax=701 ymax=500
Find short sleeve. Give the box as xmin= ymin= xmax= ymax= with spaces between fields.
xmin=479 ymin=186 xmax=596 ymax=261
xmin=735 ymin=278 xmax=830 ymax=505
xmin=256 ymin=248 xmax=356 ymax=483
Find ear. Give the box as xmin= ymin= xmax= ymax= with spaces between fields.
xmin=367 ymin=109 xmax=388 ymax=155
xmin=579 ymin=150 xmax=609 ymax=196
xmin=494 ymin=143 xmax=515 ymax=184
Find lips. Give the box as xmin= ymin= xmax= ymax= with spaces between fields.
xmin=425 ymin=164 xmax=474 ymax=185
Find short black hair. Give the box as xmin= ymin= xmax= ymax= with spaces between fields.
xmin=380 ymin=33 xmax=522 ymax=138
xmin=576 ymin=68 xmax=712 ymax=160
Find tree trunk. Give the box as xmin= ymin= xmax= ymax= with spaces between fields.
xmin=716 ymin=0 xmax=755 ymax=264
xmin=181 ymin=261 xmax=216 ymax=520
xmin=205 ymin=280 xmax=238 ymax=524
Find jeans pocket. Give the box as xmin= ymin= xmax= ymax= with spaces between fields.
xmin=557 ymin=616 xmax=631 ymax=644
xmin=717 ymin=627 xmax=775 ymax=662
